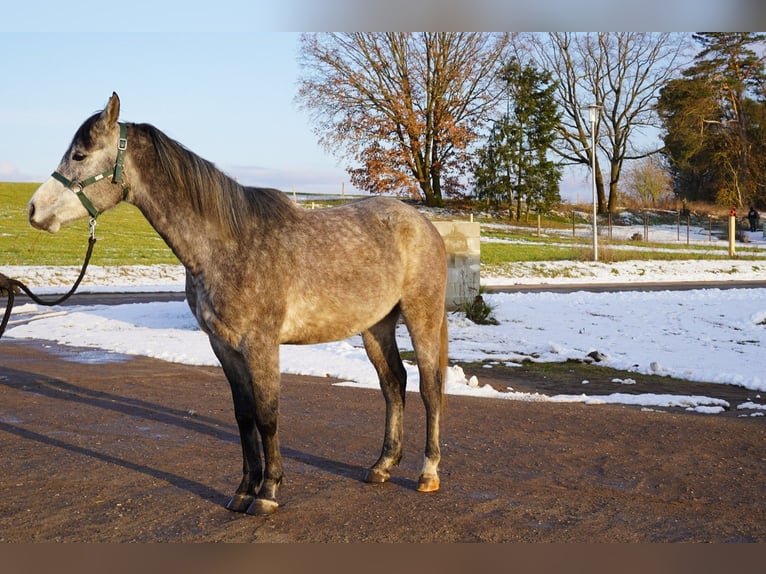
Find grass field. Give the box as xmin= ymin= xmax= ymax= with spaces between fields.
xmin=2 ymin=181 xmax=762 ymax=268
xmin=1 ymin=182 xmax=179 ymax=266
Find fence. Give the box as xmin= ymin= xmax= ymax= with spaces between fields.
xmin=567 ymin=210 xmax=765 ymax=246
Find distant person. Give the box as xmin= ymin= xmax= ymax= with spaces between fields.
xmin=748 ymin=206 xmax=760 ymax=232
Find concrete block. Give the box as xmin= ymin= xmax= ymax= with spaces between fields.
xmin=432 ymin=221 xmax=481 ymax=310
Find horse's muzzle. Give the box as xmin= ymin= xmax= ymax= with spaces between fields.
xmin=27 ymin=202 xmax=59 ymax=233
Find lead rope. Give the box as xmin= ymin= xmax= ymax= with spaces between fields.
xmin=0 ymin=220 xmax=97 ymax=340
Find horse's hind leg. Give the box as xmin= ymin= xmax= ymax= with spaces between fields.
xmin=361 ymin=307 xmax=407 ymax=485
xmin=404 ymin=307 xmax=447 ymax=493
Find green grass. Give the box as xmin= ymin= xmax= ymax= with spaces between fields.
xmin=0 ymin=182 xmax=179 ymax=266
xmin=481 ymin=241 xmax=582 ymax=264
xmin=480 ymin=240 xmax=763 ymax=265
xmin=2 ymin=182 xmax=763 ymax=267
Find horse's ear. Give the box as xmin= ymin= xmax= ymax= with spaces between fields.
xmin=102 ymin=92 xmax=120 ymax=126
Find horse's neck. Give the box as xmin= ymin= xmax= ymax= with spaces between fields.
xmin=129 ymin=181 xmax=233 ymax=277
xmin=122 ymin=135 xmax=290 ymax=279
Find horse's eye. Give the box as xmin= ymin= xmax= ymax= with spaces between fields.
xmin=72 ymin=152 xmax=87 ymax=162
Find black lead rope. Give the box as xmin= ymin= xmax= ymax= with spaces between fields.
xmin=0 ymin=231 xmax=97 ymax=340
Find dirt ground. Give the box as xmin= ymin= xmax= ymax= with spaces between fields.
xmin=0 ymin=339 xmax=764 ymax=542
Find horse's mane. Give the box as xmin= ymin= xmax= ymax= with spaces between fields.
xmin=134 ymin=122 xmax=298 ymax=237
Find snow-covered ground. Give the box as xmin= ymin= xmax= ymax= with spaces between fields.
xmin=2 ymin=223 xmax=765 ymax=417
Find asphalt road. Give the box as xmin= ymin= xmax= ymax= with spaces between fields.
xmin=13 ymin=290 xmax=187 ymax=307
xmin=483 ymin=279 xmax=766 ymax=294
xmin=9 ymin=278 xmax=766 ymax=308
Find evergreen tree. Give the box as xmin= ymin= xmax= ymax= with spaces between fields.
xmin=658 ymin=33 xmax=766 ymax=206
xmin=656 ymin=76 xmax=719 ymax=201
xmin=472 ymin=115 xmax=513 ymax=211
xmin=472 ymin=58 xmax=561 ymax=218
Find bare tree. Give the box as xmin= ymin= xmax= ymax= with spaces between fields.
xmin=622 ymin=156 xmax=673 ymax=207
xmin=297 ymin=33 xmax=510 ymax=206
xmin=524 ymin=32 xmax=690 ymax=213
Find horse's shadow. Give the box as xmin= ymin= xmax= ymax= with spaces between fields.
xmin=0 ymin=365 xmax=369 ymax=506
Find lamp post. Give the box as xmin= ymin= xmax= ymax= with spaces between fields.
xmin=587 ymin=104 xmax=601 ymax=262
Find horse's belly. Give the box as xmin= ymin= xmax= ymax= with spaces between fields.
xmin=279 ymin=294 xmax=396 ymax=345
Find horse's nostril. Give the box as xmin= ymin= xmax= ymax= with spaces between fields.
xmin=28 ymin=203 xmax=35 ymax=219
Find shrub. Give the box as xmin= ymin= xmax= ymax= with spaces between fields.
xmin=463 ymin=294 xmax=499 ymax=325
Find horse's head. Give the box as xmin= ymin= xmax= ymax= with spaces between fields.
xmin=28 ymin=92 xmax=128 ymax=233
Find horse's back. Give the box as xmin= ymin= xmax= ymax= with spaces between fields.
xmin=306 ymin=196 xmax=446 ymax=283
xmin=329 ymin=196 xmax=444 ymax=255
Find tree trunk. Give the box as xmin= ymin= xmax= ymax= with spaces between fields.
xmin=419 ymin=180 xmax=435 ymax=206
xmin=425 ymin=164 xmax=444 ymax=207
xmin=429 ymin=176 xmax=444 ymax=207
xmin=595 ymin=157 xmax=607 ymax=214
xmin=607 ymin=159 xmax=621 ymax=213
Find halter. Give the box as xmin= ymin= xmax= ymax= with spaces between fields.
xmin=51 ymin=122 xmax=130 ymax=220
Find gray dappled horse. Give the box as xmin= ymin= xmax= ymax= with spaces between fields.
xmin=28 ymin=93 xmax=449 ymax=515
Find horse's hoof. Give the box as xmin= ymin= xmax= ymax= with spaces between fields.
xmin=246 ymin=498 xmax=279 ymax=516
xmin=226 ymin=493 xmax=255 ymax=513
xmin=417 ymin=475 xmax=440 ymax=493
xmin=364 ymin=468 xmax=390 ymax=484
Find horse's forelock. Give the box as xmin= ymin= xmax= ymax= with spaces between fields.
xmin=69 ymin=112 xmax=102 ymax=152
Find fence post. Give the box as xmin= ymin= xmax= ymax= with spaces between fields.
xmin=686 ymin=215 xmax=690 ymax=245
xmin=643 ymin=212 xmax=649 ymax=242
xmin=729 ymin=211 xmax=737 ymax=257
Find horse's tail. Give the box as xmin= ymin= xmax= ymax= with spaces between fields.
xmin=439 ymin=310 xmax=449 ymax=406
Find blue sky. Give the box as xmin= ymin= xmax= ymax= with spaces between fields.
xmin=0 ymin=32 xmax=363 ymax=195
xmin=2 ymin=1 xmax=764 ymax=200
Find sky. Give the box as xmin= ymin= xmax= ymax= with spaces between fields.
xmin=4 ymin=224 xmax=766 ymax=416
xmin=3 ymin=2 xmax=766 ymax=200
xmin=0 ymin=32 xmax=365 ymax=196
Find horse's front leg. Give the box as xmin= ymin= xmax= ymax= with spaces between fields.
xmin=227 ymin=417 xmax=262 ymax=513
xmin=241 ymin=339 xmax=283 ymax=515
xmin=209 ymin=337 xmax=263 ymax=512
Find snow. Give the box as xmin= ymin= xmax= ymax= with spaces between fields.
xmin=3 ymin=223 xmax=766 ymax=417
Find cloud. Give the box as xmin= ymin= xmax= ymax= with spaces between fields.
xmin=0 ymin=161 xmax=38 ymax=182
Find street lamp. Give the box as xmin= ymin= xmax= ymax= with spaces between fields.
xmin=587 ymin=104 xmax=601 ymax=262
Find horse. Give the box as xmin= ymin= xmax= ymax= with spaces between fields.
xmin=27 ymin=93 xmax=449 ymax=515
